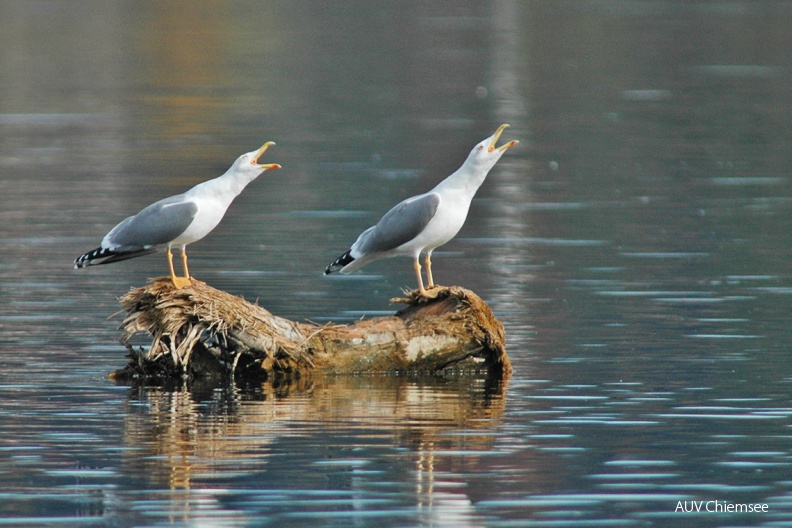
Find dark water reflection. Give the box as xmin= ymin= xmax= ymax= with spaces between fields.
xmin=3 ymin=1 xmax=792 ymax=526
xmin=117 ymin=376 xmax=506 ymax=526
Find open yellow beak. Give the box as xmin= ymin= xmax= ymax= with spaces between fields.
xmin=252 ymin=141 xmax=281 ymax=169
xmin=488 ymin=124 xmax=519 ymax=153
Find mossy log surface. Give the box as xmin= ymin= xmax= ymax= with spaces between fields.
xmin=112 ymin=277 xmax=510 ymax=382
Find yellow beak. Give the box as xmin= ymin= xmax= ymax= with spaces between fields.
xmin=488 ymin=124 xmax=519 ymax=153
xmin=252 ymin=141 xmax=281 ymax=169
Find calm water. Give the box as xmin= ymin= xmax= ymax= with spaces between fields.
xmin=2 ymin=1 xmax=792 ymax=526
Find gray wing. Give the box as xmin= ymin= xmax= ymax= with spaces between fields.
xmin=103 ymin=196 xmax=198 ymax=249
xmin=356 ymin=192 xmax=440 ymax=255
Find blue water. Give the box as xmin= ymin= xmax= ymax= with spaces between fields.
xmin=2 ymin=1 xmax=792 ymax=526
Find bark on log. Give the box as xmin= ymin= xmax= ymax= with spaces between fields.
xmin=112 ymin=277 xmax=511 ymax=383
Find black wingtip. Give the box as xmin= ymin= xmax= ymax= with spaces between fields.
xmin=74 ymin=246 xmax=110 ymax=269
xmin=325 ymin=249 xmax=354 ymax=274
xmin=74 ymin=246 xmax=156 ymax=268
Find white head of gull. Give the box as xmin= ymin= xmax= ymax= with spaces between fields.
xmin=74 ymin=141 xmax=281 ymax=288
xmin=325 ymin=124 xmax=518 ymax=295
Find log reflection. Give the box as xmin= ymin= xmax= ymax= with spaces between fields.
xmin=122 ymin=374 xmax=507 ymax=498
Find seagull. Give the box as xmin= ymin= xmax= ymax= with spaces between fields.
xmin=74 ymin=141 xmax=281 ymax=288
xmin=325 ymin=124 xmax=518 ymax=295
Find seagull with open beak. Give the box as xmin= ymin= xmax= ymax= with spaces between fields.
xmin=325 ymin=124 xmax=519 ymax=295
xmin=75 ymin=141 xmax=281 ymax=288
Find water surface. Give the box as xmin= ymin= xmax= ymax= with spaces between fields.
xmin=2 ymin=1 xmax=792 ymax=526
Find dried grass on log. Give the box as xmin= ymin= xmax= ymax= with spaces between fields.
xmin=112 ymin=278 xmax=510 ymax=383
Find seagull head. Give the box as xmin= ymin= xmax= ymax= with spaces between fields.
xmin=232 ymin=141 xmax=282 ymax=178
xmin=464 ymin=124 xmax=519 ymax=171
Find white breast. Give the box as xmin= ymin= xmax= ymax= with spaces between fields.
xmin=170 ymin=198 xmax=229 ymax=247
xmin=395 ymin=190 xmax=471 ymax=255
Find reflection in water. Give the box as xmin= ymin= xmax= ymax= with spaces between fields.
xmin=141 ymin=3 xmax=228 ymax=128
xmin=478 ymin=1 xmax=535 ymax=332
xmin=4 ymin=0 xmax=792 ymax=526
xmin=122 ymin=376 xmax=506 ymax=524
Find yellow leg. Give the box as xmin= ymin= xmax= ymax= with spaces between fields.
xmin=425 ymin=253 xmax=435 ymax=288
xmin=167 ymin=248 xmax=178 ymax=282
xmin=413 ymin=257 xmax=427 ymax=296
xmin=167 ymin=247 xmax=191 ymax=289
xmin=180 ymin=248 xmax=190 ymax=279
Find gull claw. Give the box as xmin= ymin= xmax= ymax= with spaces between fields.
xmin=171 ymin=276 xmax=192 ymax=289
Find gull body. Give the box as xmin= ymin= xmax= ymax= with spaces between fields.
xmin=325 ymin=124 xmax=518 ymax=295
xmin=74 ymin=141 xmax=280 ymax=288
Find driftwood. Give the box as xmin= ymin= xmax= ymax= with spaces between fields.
xmin=112 ymin=277 xmax=511 ymax=383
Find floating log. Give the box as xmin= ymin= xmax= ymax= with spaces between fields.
xmin=112 ymin=277 xmax=510 ymax=383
